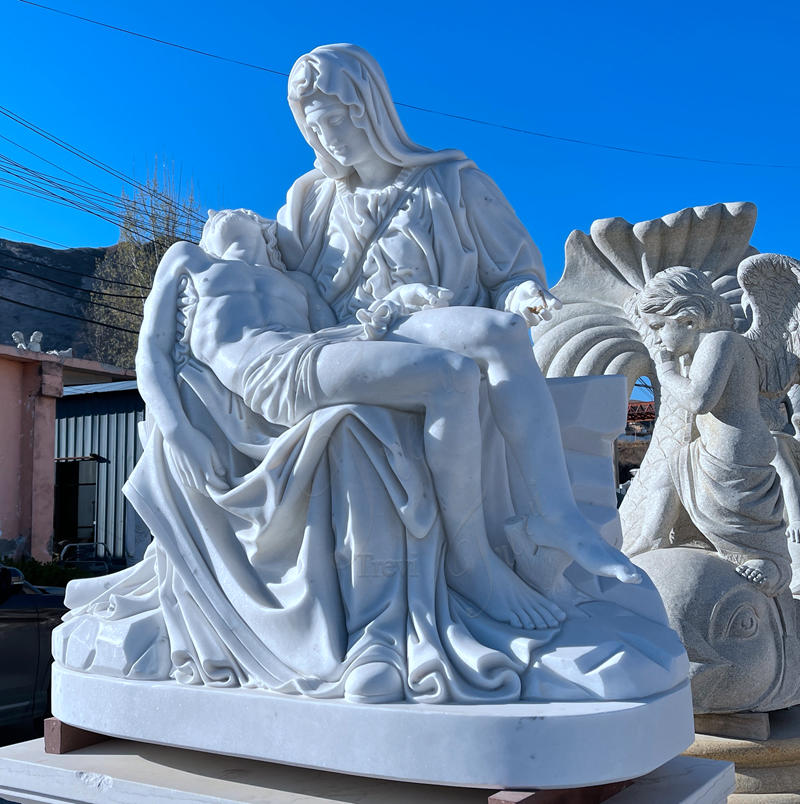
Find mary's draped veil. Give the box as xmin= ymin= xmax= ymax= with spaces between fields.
xmin=288 ymin=43 xmax=464 ymax=179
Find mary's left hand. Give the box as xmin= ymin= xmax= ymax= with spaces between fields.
xmin=504 ymin=280 xmax=562 ymax=327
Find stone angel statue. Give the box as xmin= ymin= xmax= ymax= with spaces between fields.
xmin=626 ymin=260 xmax=800 ymax=713
xmin=625 ymin=265 xmax=794 ymax=597
xmin=530 ymin=207 xmax=800 ymax=712
xmin=531 ymin=203 xmax=800 ymax=592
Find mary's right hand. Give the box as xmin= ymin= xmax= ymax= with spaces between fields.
xmin=383 ymin=283 xmax=452 ymax=314
xmin=165 ymin=432 xmax=226 ymax=492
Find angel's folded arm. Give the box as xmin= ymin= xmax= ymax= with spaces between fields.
xmin=658 ymin=333 xmax=734 ymax=415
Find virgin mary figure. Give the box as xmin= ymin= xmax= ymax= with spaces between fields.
xmin=278 ymin=43 xmax=554 ymax=325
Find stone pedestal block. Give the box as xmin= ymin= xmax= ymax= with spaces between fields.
xmin=0 ymin=739 xmax=734 ymax=804
xmin=686 ymin=705 xmax=800 ymax=799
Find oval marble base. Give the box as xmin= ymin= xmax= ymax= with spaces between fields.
xmin=52 ymin=665 xmax=693 ymax=789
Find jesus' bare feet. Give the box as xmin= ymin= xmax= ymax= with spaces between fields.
xmin=446 ymin=548 xmax=565 ymax=631
xmin=510 ymin=512 xmax=642 ymax=585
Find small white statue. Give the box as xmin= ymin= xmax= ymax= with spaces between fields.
xmin=28 ymin=330 xmax=43 ymax=352
xmin=11 ymin=329 xmax=43 ymax=351
xmin=10 ymin=329 xmax=71 ymax=357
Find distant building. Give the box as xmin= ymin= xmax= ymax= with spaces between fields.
xmin=55 ymin=381 xmax=147 ymax=567
xmin=625 ymin=400 xmax=655 ymax=437
xmin=0 ymin=343 xmax=133 ymax=561
xmin=617 ymin=399 xmax=656 ymax=485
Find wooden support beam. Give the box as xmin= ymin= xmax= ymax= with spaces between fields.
xmin=694 ymin=711 xmax=770 ymax=741
xmin=44 ymin=718 xmax=110 ymax=754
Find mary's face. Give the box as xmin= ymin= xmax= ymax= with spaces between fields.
xmin=304 ymin=98 xmax=374 ymax=168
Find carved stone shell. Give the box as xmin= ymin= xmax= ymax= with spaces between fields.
xmin=533 ymin=202 xmax=758 ymax=393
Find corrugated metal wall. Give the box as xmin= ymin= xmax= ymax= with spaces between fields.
xmin=55 ymin=388 xmax=145 ymax=563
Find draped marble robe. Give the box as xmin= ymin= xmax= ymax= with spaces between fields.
xmin=277 ymin=159 xmax=547 ymax=323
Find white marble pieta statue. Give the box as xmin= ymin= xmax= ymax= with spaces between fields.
xmin=52 ymin=45 xmax=690 ymax=783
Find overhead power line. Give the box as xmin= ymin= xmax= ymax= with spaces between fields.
xmin=0 ymin=131 xmax=109 ymax=195
xmin=17 ymin=0 xmax=800 ymax=170
xmin=0 ymin=171 xmax=138 ymax=235
xmin=0 ymin=248 xmax=152 ymax=291
xmin=0 ymin=136 xmax=202 ymax=242
xmin=0 ymin=128 xmax=203 ymax=251
xmin=0 ymin=291 xmax=140 ymax=333
xmin=0 ymin=272 xmax=143 ymax=318
xmin=19 ymin=0 xmax=287 ymax=77
xmin=0 ymin=257 xmax=146 ymax=300
xmin=0 ymin=101 xmax=205 ymax=226
xmin=0 ymin=153 xmax=200 ymax=244
xmin=0 ymin=225 xmax=68 ymax=248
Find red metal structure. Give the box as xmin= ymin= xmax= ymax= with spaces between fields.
xmin=627 ymin=400 xmax=655 ymax=422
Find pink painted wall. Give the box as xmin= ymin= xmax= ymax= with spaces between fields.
xmin=0 ymin=359 xmax=24 ymax=554
xmin=0 ymin=345 xmax=129 ymax=561
xmin=29 ymin=362 xmax=61 ymax=561
xmin=0 ymin=355 xmax=60 ymax=560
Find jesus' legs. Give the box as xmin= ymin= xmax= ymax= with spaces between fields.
xmin=388 ymin=307 xmax=640 ymax=584
xmin=313 ymin=339 xmax=564 ymax=630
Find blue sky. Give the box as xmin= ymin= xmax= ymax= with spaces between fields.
xmin=1 ymin=0 xmax=799 ymax=288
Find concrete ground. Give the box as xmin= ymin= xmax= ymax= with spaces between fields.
xmin=0 ymin=721 xmax=41 ymax=804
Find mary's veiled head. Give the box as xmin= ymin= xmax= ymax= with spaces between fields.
xmin=288 ymin=44 xmax=462 ymax=178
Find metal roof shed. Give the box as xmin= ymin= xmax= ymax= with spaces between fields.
xmin=55 ymin=381 xmax=147 ymax=566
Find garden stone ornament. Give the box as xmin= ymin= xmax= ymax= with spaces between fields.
xmin=50 ymin=44 xmax=692 ymax=787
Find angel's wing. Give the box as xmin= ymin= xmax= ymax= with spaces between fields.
xmin=738 ymin=253 xmax=800 ymax=395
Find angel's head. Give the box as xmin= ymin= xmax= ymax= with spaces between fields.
xmin=200 ymin=208 xmax=272 ymax=266
xmin=636 ymin=266 xmax=734 ymax=357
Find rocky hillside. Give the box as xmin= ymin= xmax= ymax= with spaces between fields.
xmin=0 ymin=237 xmax=112 ymax=360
